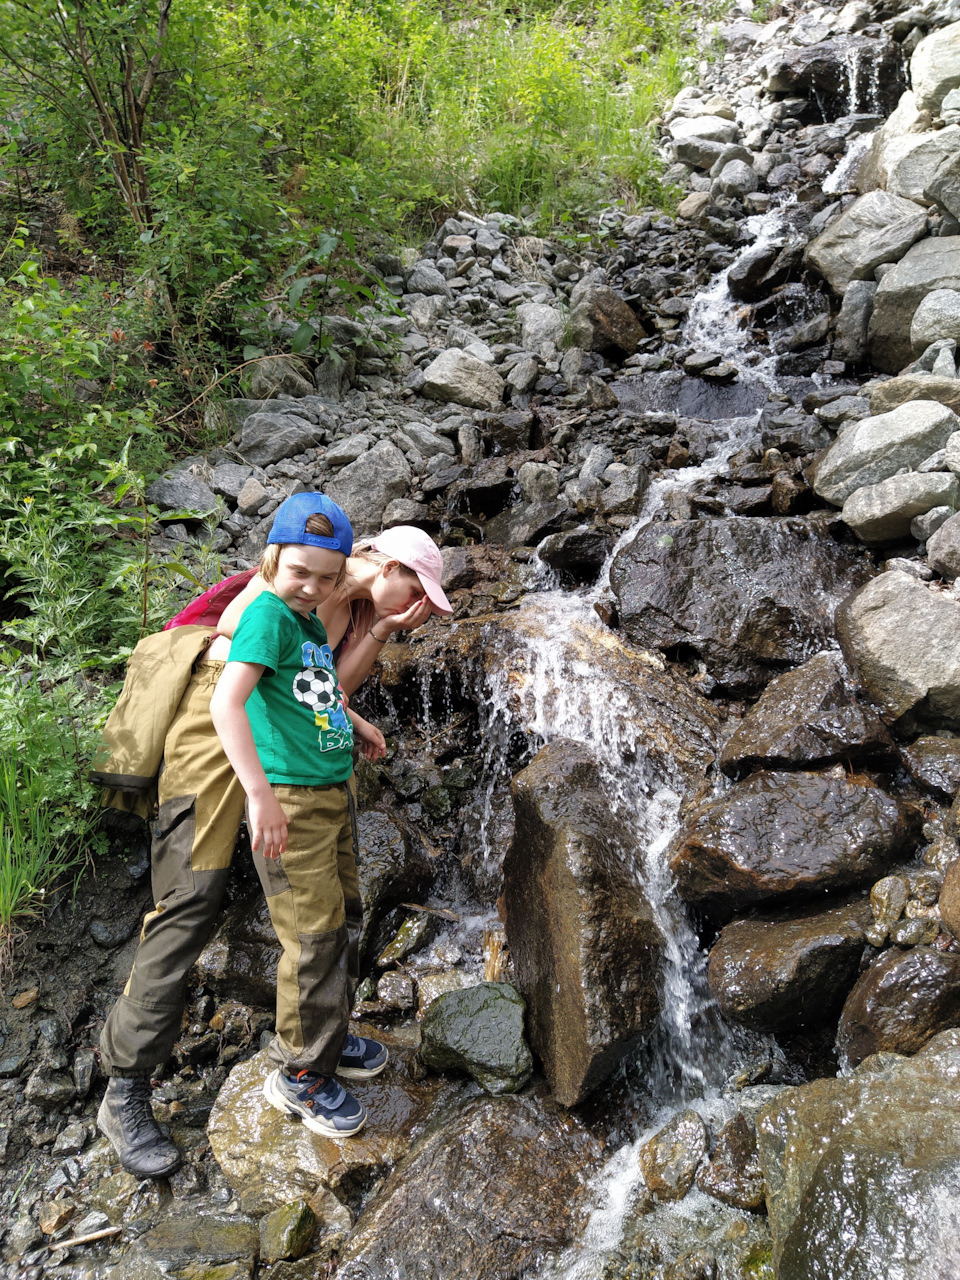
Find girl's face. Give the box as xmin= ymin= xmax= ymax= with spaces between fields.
xmin=372 ymin=560 xmax=425 ymax=616
xmin=271 ymin=545 xmax=344 ymax=616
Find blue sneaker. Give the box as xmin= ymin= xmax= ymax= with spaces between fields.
xmin=337 ymin=1033 xmax=389 ymax=1080
xmin=263 ymin=1069 xmax=366 ymax=1137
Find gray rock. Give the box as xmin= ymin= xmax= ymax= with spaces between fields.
xmin=567 ymin=285 xmax=645 ymax=356
xmin=599 ymin=463 xmax=650 ymax=516
xmin=517 ymin=461 xmax=559 ymax=503
xmin=712 ymin=159 xmax=759 ymax=199
xmin=910 ymin=19 xmax=960 ymax=114
xmin=420 ymin=982 xmax=533 ymax=1094
xmin=324 ymin=440 xmax=411 ymax=536
xmin=211 ymin=462 xmax=255 ymax=503
xmin=506 ymin=356 xmax=540 ymax=394
xmin=407 ymin=294 xmax=448 ymax=330
xmin=833 ymin=281 xmax=878 ymax=363
xmin=708 ymin=144 xmax=753 ymax=177
xmin=878 ymin=127 xmax=960 ymax=209
xmin=324 ymin=433 xmax=372 ymax=467
xmin=674 ymin=136 xmax=726 ymax=170
xmin=912 ymin=504 xmax=954 ymax=540
xmin=421 ymin=349 xmax=505 ymax=410
xmin=668 ymin=114 xmax=740 ymax=145
xmin=933 ymin=345 xmax=959 ymax=378
xmin=926 ymin=149 xmax=960 ymax=221
xmin=841 ymin=470 xmax=960 ymax=543
xmin=515 ymin=302 xmax=564 ymax=357
xmin=869 ymin=237 xmax=960 ymax=372
xmin=804 ymin=190 xmax=928 ymax=295
xmin=579 ymin=443 xmax=615 ymax=480
xmin=537 ymin=527 xmax=614 ymax=585
xmin=911 ymin=289 xmax=960 ymax=352
xmin=314 ymin=351 xmax=354 ymax=402
xmin=405 ymin=262 xmax=452 ymax=298
xmin=381 ymin=498 xmax=429 ymax=528
xmin=397 ymin=420 xmax=456 ymax=457
xmin=757 ymin=1039 xmax=960 ymax=1278
xmin=836 ymin=569 xmax=960 ymax=724
xmin=145 ymin=472 xmax=218 ymax=515
xmin=24 ymin=1064 xmax=75 ymax=1107
xmin=236 ymin=477 xmax=271 ymax=517
xmin=811 ymin=400 xmax=960 ymax=505
xmin=927 ymin=511 xmax=960 ymax=578
xmin=249 ymin=355 xmax=314 ymax=399
xmin=816 ymin=394 xmax=872 ymax=426
xmin=238 ymin=412 xmax=323 ymax=467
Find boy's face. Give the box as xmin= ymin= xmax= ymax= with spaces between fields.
xmin=271 ymin=545 xmax=344 ymax=615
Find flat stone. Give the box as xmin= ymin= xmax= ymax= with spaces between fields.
xmin=249 ymin=356 xmax=314 ymax=400
xmin=881 ymin=126 xmax=960 ymax=206
xmin=211 ymin=462 xmax=255 ymax=502
xmin=668 ymin=114 xmax=740 ymax=145
xmin=146 ymin=471 xmax=219 ymax=515
xmin=836 ymin=569 xmax=960 ymax=725
xmin=237 ymin=413 xmax=324 ymax=467
xmin=869 ymin=373 xmax=960 ymax=416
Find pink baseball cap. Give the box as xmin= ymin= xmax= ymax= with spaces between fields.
xmin=370 ymin=526 xmax=453 ymax=614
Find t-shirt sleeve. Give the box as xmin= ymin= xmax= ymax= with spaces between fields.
xmin=228 ymin=595 xmax=289 ymax=676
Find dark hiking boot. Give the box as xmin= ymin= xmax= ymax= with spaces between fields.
xmin=97 ymin=1076 xmax=182 ymax=1178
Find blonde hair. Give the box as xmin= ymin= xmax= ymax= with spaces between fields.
xmin=260 ymin=513 xmax=347 ymax=586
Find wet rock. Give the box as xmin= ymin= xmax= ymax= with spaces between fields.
xmin=696 ymin=1113 xmax=765 ymax=1212
xmin=842 ymin=470 xmax=960 ymax=544
xmin=259 ymin=1200 xmax=316 ymax=1262
xmin=146 ymin=471 xmax=219 ymax=516
xmin=109 ymin=1210 xmax=259 ymax=1277
xmin=901 ymin=735 xmax=960 ymax=797
xmin=804 ymin=190 xmax=928 ymax=295
xmin=24 ymin=1063 xmax=76 ymax=1107
xmin=420 ymin=982 xmax=532 ymax=1095
xmin=537 ymin=527 xmax=615 ymax=585
xmin=939 ymin=859 xmax=960 ymax=938
xmin=483 ymin=498 xmax=573 ymax=547
xmin=237 ymin=412 xmax=324 ymax=467
xmin=868 ymin=373 xmax=960 ymax=417
xmin=207 ymin=1037 xmax=466 ymax=1214
xmin=756 ymin=1041 xmax=960 ymax=1279
xmin=639 ymin=1109 xmax=709 ymax=1202
xmin=810 ymin=400 xmax=960 ymax=507
xmin=836 ymin=569 xmax=960 ymax=726
xmin=670 ymin=770 xmax=916 ymax=919
xmin=567 ymin=284 xmax=645 ymax=356
xmin=719 ymin=651 xmax=895 ymax=777
xmin=759 ymin=35 xmax=903 ymax=116
xmin=707 ymin=897 xmax=872 ymax=1030
xmin=837 ymin=946 xmax=960 ymax=1067
xmin=324 ymin=440 xmax=411 ymax=536
xmin=249 ymin=356 xmax=314 ymax=400
xmin=911 ymin=20 xmax=960 ymax=114
xmin=610 ymin=516 xmax=873 ymax=693
xmin=868 ymin=237 xmax=960 ymax=373
xmin=503 ymin=740 xmax=665 ymax=1106
xmin=421 ymin=349 xmax=505 ymax=410
xmin=337 ymin=1094 xmax=603 ymax=1280
xmin=833 ymin=280 xmax=877 ymax=363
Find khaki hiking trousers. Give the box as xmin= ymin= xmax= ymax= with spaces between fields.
xmin=100 ymin=660 xmax=362 ymax=1079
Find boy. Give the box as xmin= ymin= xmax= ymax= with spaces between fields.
xmin=209 ymin=492 xmax=386 ymax=1137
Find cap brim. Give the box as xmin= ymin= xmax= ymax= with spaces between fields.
xmin=421 ymin=575 xmax=453 ymax=614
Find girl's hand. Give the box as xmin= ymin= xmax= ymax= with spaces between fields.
xmin=249 ymin=791 xmax=289 ymax=860
xmin=351 ymin=714 xmax=387 ymax=761
xmin=379 ymin=596 xmax=434 ymax=634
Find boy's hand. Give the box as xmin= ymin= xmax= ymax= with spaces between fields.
xmin=250 ymin=791 xmax=289 ymax=860
xmin=352 ymin=715 xmax=387 ymax=761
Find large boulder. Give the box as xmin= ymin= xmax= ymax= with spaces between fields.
xmin=881 ymin=126 xmax=960 ymax=205
xmin=503 ymin=740 xmax=665 ymax=1106
xmin=757 ymin=1037 xmax=960 ymax=1279
xmin=337 ymin=1095 xmax=604 ymax=1280
xmin=836 ymin=569 xmax=960 ymax=725
xmin=809 ymin=399 xmax=960 ymax=506
xmin=421 ymin=349 xmax=505 ymax=410
xmin=566 ymin=284 xmax=645 ymax=356
xmin=668 ymin=770 xmax=916 ymax=919
xmin=237 ymin=412 xmax=324 ymax=466
xmin=926 ymin=149 xmax=960 ymax=220
xmin=719 ymin=650 xmax=894 ymax=777
xmin=841 ymin=470 xmax=960 ymax=544
xmin=868 ymin=237 xmax=960 ymax=373
xmin=609 ymin=516 xmax=874 ymax=693
xmin=760 ymin=35 xmax=903 ymax=115
xmin=912 ymin=289 xmax=960 ymax=351
xmin=804 ymin=190 xmax=928 ymax=295
xmin=911 ymin=19 xmax=960 ymax=114
xmin=707 ymin=897 xmax=873 ymax=1031
xmin=324 ymin=440 xmax=411 ymax=535
xmin=248 ymin=355 xmax=314 ymax=399
xmin=837 ymin=947 xmax=960 ymax=1066
xmin=668 ymin=114 xmax=740 ymax=145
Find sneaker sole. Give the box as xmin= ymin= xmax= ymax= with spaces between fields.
xmin=262 ymin=1069 xmax=367 ymax=1138
xmin=96 ymin=1099 xmax=183 ymax=1179
xmin=336 ymin=1048 xmax=389 ymax=1081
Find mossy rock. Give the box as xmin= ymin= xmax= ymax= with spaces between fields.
xmin=420 ymin=981 xmax=532 ymax=1095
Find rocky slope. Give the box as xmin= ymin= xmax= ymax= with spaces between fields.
xmin=4 ymin=0 xmax=960 ymax=1276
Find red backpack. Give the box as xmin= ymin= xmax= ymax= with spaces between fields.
xmin=163 ymin=568 xmax=258 ymax=630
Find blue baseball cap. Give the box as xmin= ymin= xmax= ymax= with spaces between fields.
xmin=267 ymin=492 xmax=353 ymax=555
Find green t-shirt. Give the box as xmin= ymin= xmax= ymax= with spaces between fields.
xmin=227 ymin=590 xmax=354 ymax=786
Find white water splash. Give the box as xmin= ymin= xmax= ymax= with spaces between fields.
xmin=823 ymin=130 xmax=873 ymax=195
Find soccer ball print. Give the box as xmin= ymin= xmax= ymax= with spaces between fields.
xmin=292 ymin=665 xmax=338 ymax=712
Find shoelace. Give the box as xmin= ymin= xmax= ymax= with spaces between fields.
xmin=121 ymin=1081 xmax=162 ymax=1143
